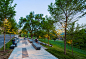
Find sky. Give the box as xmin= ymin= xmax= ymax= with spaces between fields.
xmin=13 ymin=0 xmax=86 ymax=26
xmin=13 ymin=0 xmax=54 ymax=23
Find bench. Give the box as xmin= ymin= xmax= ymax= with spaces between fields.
xmin=49 ymin=44 xmax=53 ymax=47
xmin=32 ymin=42 xmax=41 ymax=50
xmin=38 ymin=41 xmax=46 ymax=45
xmin=10 ymin=44 xmax=15 ymax=49
xmin=10 ymin=38 xmax=18 ymax=49
xmin=10 ymin=44 xmax=16 ymax=49
xmin=42 ymin=43 xmax=46 ymax=45
xmin=46 ymin=44 xmax=48 ymax=46
xmin=38 ymin=41 xmax=53 ymax=47
xmin=28 ymin=39 xmax=33 ymax=43
xmin=38 ymin=41 xmax=43 ymax=44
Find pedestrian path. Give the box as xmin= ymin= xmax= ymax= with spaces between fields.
xmin=8 ymin=38 xmax=58 ymax=59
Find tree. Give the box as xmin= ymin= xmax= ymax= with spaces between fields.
xmin=74 ymin=28 xmax=86 ymax=49
xmin=19 ymin=12 xmax=44 ymax=38
xmin=19 ymin=12 xmax=35 ymax=38
xmin=7 ymin=18 xmax=18 ymax=39
xmin=19 ymin=17 xmax=26 ymax=28
xmin=50 ymin=30 xmax=58 ymax=41
xmin=34 ymin=14 xmax=44 ymax=38
xmin=0 ymin=0 xmax=17 ymax=52
xmin=48 ymin=0 xmax=86 ymax=54
xmin=67 ymin=22 xmax=75 ymax=55
xmin=35 ymin=14 xmax=43 ymax=22
xmin=67 ymin=21 xmax=86 ymax=55
xmin=0 ymin=0 xmax=17 ymax=23
xmin=41 ymin=16 xmax=55 ymax=45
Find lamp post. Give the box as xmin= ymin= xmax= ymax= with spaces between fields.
xmin=4 ymin=18 xmax=7 ymax=52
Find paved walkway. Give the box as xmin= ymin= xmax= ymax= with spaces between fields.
xmin=8 ymin=38 xmax=58 ymax=59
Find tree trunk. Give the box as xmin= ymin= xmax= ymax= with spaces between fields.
xmin=31 ymin=34 xmax=33 ymax=38
xmin=48 ymin=37 xmax=49 ymax=46
xmin=64 ymin=16 xmax=67 ymax=55
xmin=67 ymin=44 xmax=69 ymax=51
xmin=31 ymin=34 xmax=32 ymax=38
xmin=54 ymin=39 xmax=55 ymax=42
xmin=64 ymin=26 xmax=66 ymax=55
xmin=4 ymin=31 xmax=5 ymax=52
xmin=30 ymin=31 xmax=32 ymax=38
xmin=27 ymin=34 xmax=28 ymax=38
xmin=72 ymin=43 xmax=73 ymax=55
xmin=10 ymin=33 xmax=11 ymax=40
xmin=59 ymin=37 xmax=60 ymax=40
xmin=48 ymin=31 xmax=49 ymax=46
xmin=72 ymin=35 xmax=73 ymax=56
xmin=31 ymin=31 xmax=33 ymax=38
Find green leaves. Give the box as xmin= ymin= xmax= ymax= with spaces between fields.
xmin=19 ymin=11 xmax=45 ymax=37
xmin=48 ymin=0 xmax=86 ymax=24
xmin=0 ymin=0 xmax=17 ymax=26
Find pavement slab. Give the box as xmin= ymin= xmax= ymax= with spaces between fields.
xmin=22 ymin=48 xmax=29 ymax=58
xmin=8 ymin=38 xmax=58 ymax=59
xmin=8 ymin=47 xmax=22 ymax=59
xmin=22 ymin=40 xmax=28 ymax=45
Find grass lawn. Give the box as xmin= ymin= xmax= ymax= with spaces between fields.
xmin=39 ymin=38 xmax=86 ymax=59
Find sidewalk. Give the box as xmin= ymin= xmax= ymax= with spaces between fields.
xmin=8 ymin=38 xmax=58 ymax=59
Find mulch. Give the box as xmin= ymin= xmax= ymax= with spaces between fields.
xmin=0 ymin=49 xmax=13 ymax=59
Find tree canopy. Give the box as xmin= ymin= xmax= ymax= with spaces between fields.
xmin=48 ymin=0 xmax=86 ymax=55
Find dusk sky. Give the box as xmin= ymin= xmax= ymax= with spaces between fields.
xmin=13 ymin=0 xmax=86 ymax=26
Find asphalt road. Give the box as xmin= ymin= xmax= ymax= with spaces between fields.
xmin=0 ymin=34 xmax=15 ymax=48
